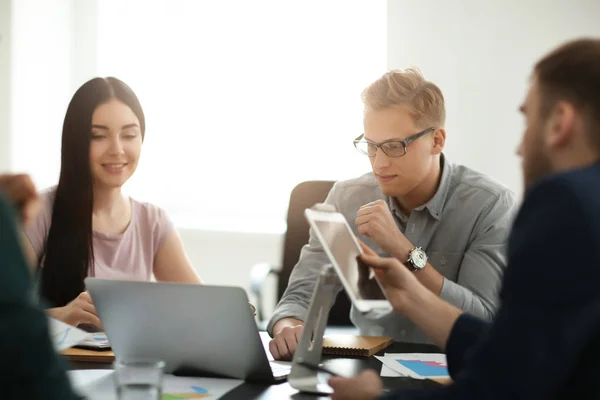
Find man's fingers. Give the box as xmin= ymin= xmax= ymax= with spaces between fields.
xmin=330 ymin=370 xmax=383 ymax=400
xmin=357 ymin=224 xmax=370 ymax=237
xmin=327 ymin=376 xmax=348 ymax=391
xmin=357 ymin=200 xmax=386 ymax=215
xmin=354 ymin=215 xmax=371 ymax=226
xmin=275 ymin=338 xmax=292 ymax=360
xmin=282 ymin=330 xmax=299 ymax=358
xmin=293 ymin=326 xmax=304 ymax=343
xmin=360 ymin=253 xmax=395 ymax=270
xmin=356 ymin=205 xmax=376 ymax=217
xmin=271 ymin=327 xmax=298 ymax=361
xmin=360 ymin=254 xmax=403 ymax=270
xmin=269 ymin=340 xmax=281 ymax=360
xmin=358 ymin=240 xmax=377 ymax=256
xmin=360 ymin=199 xmax=385 ymax=208
xmin=329 ymin=377 xmax=359 ymax=400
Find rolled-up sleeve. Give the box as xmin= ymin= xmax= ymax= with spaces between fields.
xmin=439 ymin=191 xmax=516 ymax=320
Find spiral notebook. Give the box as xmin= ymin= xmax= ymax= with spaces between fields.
xmin=61 ymin=347 xmax=115 ymax=363
xmin=322 ymin=335 xmax=393 ymax=357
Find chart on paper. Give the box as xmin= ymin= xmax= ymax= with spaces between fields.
xmin=376 ymin=353 xmax=449 ymax=379
xmin=396 ymin=359 xmax=448 ymax=377
xmin=68 ymin=370 xmax=244 ymax=400
xmin=48 ymin=317 xmax=92 ymax=351
xmin=162 ymin=385 xmax=210 ymax=399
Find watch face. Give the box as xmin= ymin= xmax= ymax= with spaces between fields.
xmin=410 ymin=248 xmax=428 ymax=269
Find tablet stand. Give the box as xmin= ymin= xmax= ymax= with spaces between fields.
xmin=288 ymin=264 xmax=338 ymax=394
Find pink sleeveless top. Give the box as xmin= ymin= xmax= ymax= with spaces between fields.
xmin=25 ymin=188 xmax=174 ymax=281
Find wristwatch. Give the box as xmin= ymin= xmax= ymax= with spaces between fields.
xmin=407 ymin=247 xmax=428 ymax=271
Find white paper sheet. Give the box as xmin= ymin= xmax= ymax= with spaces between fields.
xmin=68 ymin=370 xmax=244 ymax=400
xmin=377 ymin=360 xmax=404 ymax=377
xmin=375 ymin=353 xmax=448 ymax=379
xmin=47 ymin=317 xmax=92 ymax=352
xmin=77 ymin=332 xmax=110 ymax=349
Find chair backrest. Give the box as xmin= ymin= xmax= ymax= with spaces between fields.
xmin=278 ymin=180 xmax=353 ymax=326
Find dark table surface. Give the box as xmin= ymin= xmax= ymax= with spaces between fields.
xmin=222 ymin=341 xmax=443 ymax=400
xmin=71 ymin=341 xmax=443 ymax=399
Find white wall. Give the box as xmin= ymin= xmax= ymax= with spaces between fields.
xmin=387 ymin=0 xmax=600 ymax=198
xmin=179 ymin=228 xmax=283 ymax=310
xmin=2 ymin=0 xmax=285 ymax=313
xmin=3 ymin=1 xmax=599 ymax=319
xmin=10 ymin=0 xmax=74 ymax=184
xmin=0 ymin=0 xmax=11 ymax=171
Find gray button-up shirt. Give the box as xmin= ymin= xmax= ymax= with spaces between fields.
xmin=268 ymin=155 xmax=518 ymax=343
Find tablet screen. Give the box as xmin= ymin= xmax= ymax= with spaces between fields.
xmin=312 ymin=217 xmax=386 ymax=301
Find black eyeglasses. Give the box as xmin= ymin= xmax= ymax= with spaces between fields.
xmin=353 ymin=127 xmax=436 ymax=158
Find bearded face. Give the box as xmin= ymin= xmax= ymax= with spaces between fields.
xmin=518 ymin=79 xmax=555 ymax=190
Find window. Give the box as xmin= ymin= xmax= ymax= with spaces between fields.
xmin=14 ymin=1 xmax=387 ymax=233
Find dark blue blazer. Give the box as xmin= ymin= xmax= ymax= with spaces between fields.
xmin=383 ymin=162 xmax=600 ymax=399
xmin=0 ymin=193 xmax=81 ymax=399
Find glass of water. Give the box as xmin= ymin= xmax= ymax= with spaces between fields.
xmin=114 ymin=359 xmax=165 ymax=400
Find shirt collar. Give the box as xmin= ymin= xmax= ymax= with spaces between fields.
xmin=387 ymin=153 xmax=452 ymax=221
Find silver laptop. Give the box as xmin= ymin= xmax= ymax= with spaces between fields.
xmin=85 ymin=278 xmax=289 ymax=383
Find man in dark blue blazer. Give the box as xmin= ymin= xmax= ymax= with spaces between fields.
xmin=330 ymin=38 xmax=600 ymax=400
xmin=0 ymin=175 xmax=82 ymax=399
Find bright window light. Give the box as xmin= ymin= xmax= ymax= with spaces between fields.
xmin=15 ymin=1 xmax=388 ymax=233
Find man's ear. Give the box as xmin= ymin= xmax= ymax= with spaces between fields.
xmin=432 ymin=128 xmax=446 ymax=155
xmin=545 ymin=101 xmax=576 ymax=150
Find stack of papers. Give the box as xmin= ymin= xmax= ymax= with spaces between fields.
xmin=375 ymin=353 xmax=449 ymax=379
xmin=76 ymin=332 xmax=111 ymax=350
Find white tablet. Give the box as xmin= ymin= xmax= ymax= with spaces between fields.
xmin=305 ymin=207 xmax=392 ymax=314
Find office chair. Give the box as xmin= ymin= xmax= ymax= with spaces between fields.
xmin=250 ymin=180 xmax=352 ymax=327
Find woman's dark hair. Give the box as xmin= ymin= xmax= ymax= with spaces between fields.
xmin=40 ymin=77 xmax=145 ymax=307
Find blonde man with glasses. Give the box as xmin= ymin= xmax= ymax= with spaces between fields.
xmin=268 ymin=69 xmax=517 ymax=360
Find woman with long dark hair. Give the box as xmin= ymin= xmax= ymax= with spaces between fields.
xmin=23 ymin=77 xmax=202 ymax=327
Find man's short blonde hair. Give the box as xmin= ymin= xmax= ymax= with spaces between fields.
xmin=362 ymin=68 xmax=446 ymax=128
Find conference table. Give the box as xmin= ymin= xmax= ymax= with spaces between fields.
xmin=219 ymin=341 xmax=443 ymax=399
xmin=70 ymin=334 xmax=444 ymax=400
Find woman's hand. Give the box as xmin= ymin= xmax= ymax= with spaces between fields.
xmin=47 ymin=292 xmax=103 ymax=328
